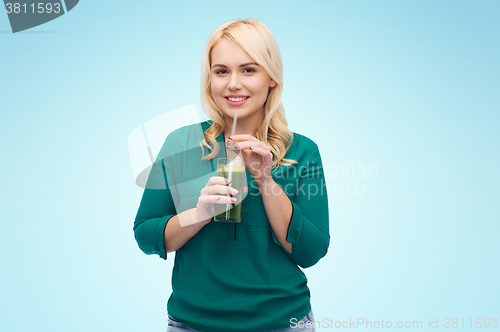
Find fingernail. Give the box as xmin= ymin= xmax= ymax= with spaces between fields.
xmin=216 ymin=196 xmax=221 ymax=200
xmin=232 ymin=189 xmax=239 ymax=194
xmin=231 ymin=198 xmax=237 ymax=203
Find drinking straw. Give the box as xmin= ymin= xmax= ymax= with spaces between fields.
xmin=226 ymin=112 xmax=238 ymax=219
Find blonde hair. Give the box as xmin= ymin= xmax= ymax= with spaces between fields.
xmin=199 ymin=18 xmax=297 ymax=172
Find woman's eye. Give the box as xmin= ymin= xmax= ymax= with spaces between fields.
xmin=216 ymin=70 xmax=228 ymax=74
xmin=243 ymin=68 xmax=255 ymax=73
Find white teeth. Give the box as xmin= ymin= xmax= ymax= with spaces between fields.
xmin=227 ymin=97 xmax=248 ymax=102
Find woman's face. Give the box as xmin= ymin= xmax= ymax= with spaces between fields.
xmin=210 ymin=38 xmax=277 ymax=123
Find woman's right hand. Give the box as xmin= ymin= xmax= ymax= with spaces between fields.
xmin=196 ymin=176 xmax=245 ymax=223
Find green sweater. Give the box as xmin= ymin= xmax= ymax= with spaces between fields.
xmin=134 ymin=120 xmax=330 ymax=332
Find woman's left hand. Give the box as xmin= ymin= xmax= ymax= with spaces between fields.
xmin=227 ymin=135 xmax=273 ymax=186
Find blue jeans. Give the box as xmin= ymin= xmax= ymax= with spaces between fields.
xmin=167 ymin=309 xmax=316 ymax=332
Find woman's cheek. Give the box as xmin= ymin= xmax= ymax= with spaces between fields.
xmin=211 ymin=80 xmax=222 ymax=95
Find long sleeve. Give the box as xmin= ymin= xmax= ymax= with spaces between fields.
xmin=270 ymin=145 xmax=330 ymax=268
xmin=133 ymin=155 xmax=177 ymax=260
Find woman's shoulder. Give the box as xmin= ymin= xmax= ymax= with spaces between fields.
xmin=166 ymin=120 xmax=208 ymax=142
xmin=282 ymin=131 xmax=322 ymax=164
xmin=158 ymin=120 xmax=209 ymax=158
xmin=290 ymin=131 xmax=320 ymax=152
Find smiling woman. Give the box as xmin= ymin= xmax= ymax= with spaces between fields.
xmin=210 ymin=39 xmax=277 ymax=124
xmin=133 ymin=18 xmax=329 ymax=332
xmin=200 ymin=19 xmax=297 ymax=172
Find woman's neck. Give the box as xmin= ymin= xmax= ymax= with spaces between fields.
xmin=222 ymin=109 xmax=263 ymax=140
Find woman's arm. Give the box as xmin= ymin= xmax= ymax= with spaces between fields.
xmin=163 ymin=208 xmax=211 ymax=253
xmin=258 ymin=180 xmax=293 ymax=254
xmin=134 ymin=156 xmax=178 ymax=259
xmin=135 ymin=206 xmax=210 ymax=257
xmin=228 ymin=134 xmax=330 ymax=268
xmin=262 ymin=144 xmax=330 ymax=268
xmin=134 ymin=151 xmax=210 ymax=258
xmin=134 ymin=151 xmax=239 ymax=256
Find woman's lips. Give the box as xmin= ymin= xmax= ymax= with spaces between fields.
xmin=225 ymin=96 xmax=249 ymax=107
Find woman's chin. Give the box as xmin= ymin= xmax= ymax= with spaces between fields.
xmin=223 ymin=109 xmax=247 ymax=118
xmin=221 ymin=107 xmax=262 ymax=120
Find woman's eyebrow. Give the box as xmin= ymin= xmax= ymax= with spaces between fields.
xmin=239 ymin=62 xmax=260 ymax=67
xmin=212 ymin=62 xmax=260 ymax=69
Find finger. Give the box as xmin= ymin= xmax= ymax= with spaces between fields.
xmin=248 ymin=146 xmax=273 ymax=163
xmin=207 ymin=176 xmax=232 ymax=187
xmin=199 ymin=195 xmax=237 ymax=205
xmin=228 ymin=134 xmax=260 ymax=142
xmin=227 ymin=141 xmax=265 ymax=151
xmin=205 ymin=184 xmax=239 ymax=196
xmin=226 ymin=141 xmax=241 ymax=150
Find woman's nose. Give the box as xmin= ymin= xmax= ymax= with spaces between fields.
xmin=228 ymin=74 xmax=242 ymax=90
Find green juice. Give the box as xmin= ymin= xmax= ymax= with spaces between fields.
xmin=214 ymin=164 xmax=245 ymax=223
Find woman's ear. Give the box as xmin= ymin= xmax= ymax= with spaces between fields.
xmin=269 ymin=79 xmax=277 ymax=88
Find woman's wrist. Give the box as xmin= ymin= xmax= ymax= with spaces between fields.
xmin=256 ymin=177 xmax=277 ymax=195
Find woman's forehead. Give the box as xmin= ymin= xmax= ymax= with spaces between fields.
xmin=211 ymin=38 xmax=254 ymax=66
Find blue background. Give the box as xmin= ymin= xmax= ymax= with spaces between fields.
xmin=1 ymin=1 xmax=498 ymax=331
